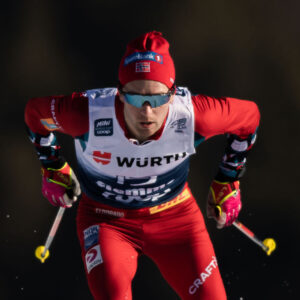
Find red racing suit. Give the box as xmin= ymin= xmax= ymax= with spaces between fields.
xmin=25 ymin=87 xmax=260 ymax=300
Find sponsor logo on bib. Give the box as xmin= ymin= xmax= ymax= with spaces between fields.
xmin=93 ymin=151 xmax=112 ymax=165
xmin=94 ymin=118 xmax=113 ymax=136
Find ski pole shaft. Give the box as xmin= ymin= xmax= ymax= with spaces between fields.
xmin=215 ymin=205 xmax=276 ymax=255
xmin=232 ymin=220 xmax=276 ymax=255
xmin=35 ymin=206 xmax=66 ymax=263
xmin=42 ymin=207 xmax=66 ymax=257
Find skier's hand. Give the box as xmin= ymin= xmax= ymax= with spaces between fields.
xmin=206 ymin=180 xmax=241 ymax=228
xmin=41 ymin=162 xmax=81 ymax=208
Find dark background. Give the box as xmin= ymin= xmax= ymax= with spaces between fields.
xmin=1 ymin=1 xmax=299 ymax=299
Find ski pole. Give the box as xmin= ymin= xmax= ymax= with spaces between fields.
xmin=215 ymin=205 xmax=276 ymax=255
xmin=232 ymin=220 xmax=276 ymax=255
xmin=35 ymin=207 xmax=66 ymax=263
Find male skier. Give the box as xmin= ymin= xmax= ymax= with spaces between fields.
xmin=25 ymin=31 xmax=260 ymax=299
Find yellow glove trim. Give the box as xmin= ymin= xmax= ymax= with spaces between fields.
xmin=45 ymin=162 xmax=73 ymax=189
xmin=47 ymin=162 xmax=69 ymax=172
xmin=47 ymin=178 xmax=71 ymax=189
xmin=209 ymin=182 xmax=238 ymax=205
xmin=217 ymin=190 xmax=237 ymax=206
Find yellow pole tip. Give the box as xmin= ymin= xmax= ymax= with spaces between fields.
xmin=263 ymin=238 xmax=276 ymax=256
xmin=35 ymin=246 xmax=50 ymax=263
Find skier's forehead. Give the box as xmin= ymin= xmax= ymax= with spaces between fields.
xmin=123 ymin=80 xmax=169 ymax=94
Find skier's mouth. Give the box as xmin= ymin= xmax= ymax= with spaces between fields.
xmin=140 ymin=122 xmax=154 ymax=128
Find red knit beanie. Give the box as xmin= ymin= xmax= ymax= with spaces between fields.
xmin=118 ymin=31 xmax=175 ymax=88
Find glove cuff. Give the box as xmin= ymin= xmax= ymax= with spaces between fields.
xmin=214 ymin=166 xmax=246 ymax=182
xmin=41 ymin=156 xmax=66 ymax=169
xmin=210 ymin=180 xmax=240 ymax=204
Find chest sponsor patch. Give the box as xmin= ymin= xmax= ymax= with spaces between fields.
xmin=94 ymin=118 xmax=113 ymax=136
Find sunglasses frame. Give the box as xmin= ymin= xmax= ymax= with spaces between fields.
xmin=119 ymin=85 xmax=176 ymax=108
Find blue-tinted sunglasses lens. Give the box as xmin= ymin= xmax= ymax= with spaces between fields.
xmin=124 ymin=94 xmax=170 ymax=108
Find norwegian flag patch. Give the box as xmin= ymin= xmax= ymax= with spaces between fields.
xmin=136 ymin=62 xmax=150 ymax=72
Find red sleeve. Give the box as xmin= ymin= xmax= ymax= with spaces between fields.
xmin=24 ymin=92 xmax=89 ymax=137
xmin=192 ymin=95 xmax=260 ymax=139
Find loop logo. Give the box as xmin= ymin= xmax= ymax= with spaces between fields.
xmin=94 ymin=118 xmax=113 ymax=136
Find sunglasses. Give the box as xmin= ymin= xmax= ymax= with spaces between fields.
xmin=119 ymin=86 xmax=175 ymax=108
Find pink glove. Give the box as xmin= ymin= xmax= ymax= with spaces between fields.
xmin=41 ymin=162 xmax=81 ymax=208
xmin=207 ymin=180 xmax=241 ymax=228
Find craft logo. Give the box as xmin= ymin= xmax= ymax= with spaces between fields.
xmin=136 ymin=62 xmax=150 ymax=72
xmin=50 ymin=98 xmax=61 ymax=128
xmin=124 ymin=51 xmax=163 ymax=65
xmin=188 ymin=256 xmax=218 ymax=295
xmin=170 ymin=118 xmax=187 ymax=133
xmin=85 ymin=245 xmax=103 ymax=273
xmin=94 ymin=118 xmax=113 ymax=136
xmin=93 ymin=151 xmax=111 ymax=165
